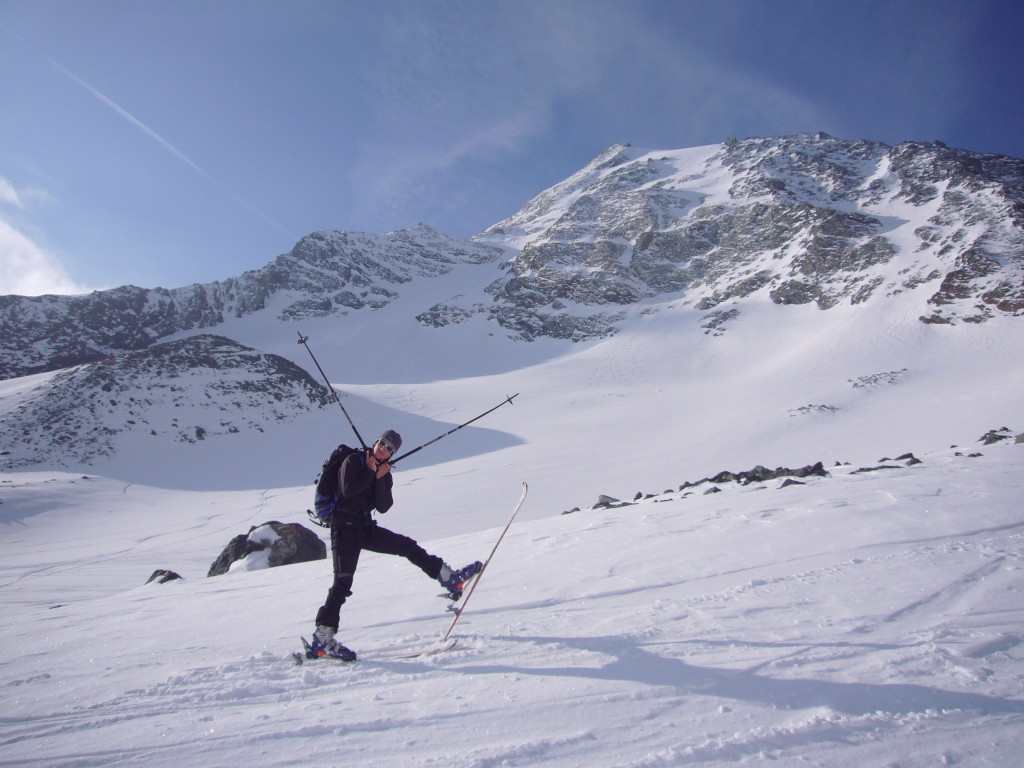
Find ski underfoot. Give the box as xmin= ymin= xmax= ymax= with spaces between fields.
xmin=293 ymin=636 xmax=457 ymax=664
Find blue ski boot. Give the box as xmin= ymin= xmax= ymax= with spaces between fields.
xmin=438 ymin=561 xmax=483 ymax=600
xmin=308 ymin=625 xmax=357 ymax=661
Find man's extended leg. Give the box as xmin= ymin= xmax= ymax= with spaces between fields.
xmin=366 ymin=526 xmax=481 ymax=599
xmin=363 ymin=525 xmax=444 ymax=578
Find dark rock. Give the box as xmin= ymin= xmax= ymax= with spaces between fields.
xmin=207 ymin=534 xmax=251 ymax=577
xmin=697 ymin=462 xmax=828 ymax=488
xmin=793 ymin=462 xmax=828 ymax=478
xmin=208 ymin=521 xmax=325 ymax=576
xmin=979 ymin=427 xmax=1014 ymax=445
xmin=592 ymin=494 xmax=636 ymax=510
xmin=146 ymin=569 xmax=182 ymax=584
xmin=266 ymin=522 xmax=326 ymax=568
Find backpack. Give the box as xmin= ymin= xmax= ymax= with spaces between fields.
xmin=308 ymin=443 xmax=359 ymax=528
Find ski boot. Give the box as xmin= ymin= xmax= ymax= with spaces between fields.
xmin=307 ymin=625 xmax=357 ymax=661
xmin=438 ymin=561 xmax=483 ymax=600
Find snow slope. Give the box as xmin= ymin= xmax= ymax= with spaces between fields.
xmin=1 ymin=438 xmax=1022 ymax=767
xmin=3 ymin=252 xmax=1024 ymax=765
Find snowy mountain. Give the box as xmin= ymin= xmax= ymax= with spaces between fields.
xmin=3 ymin=133 xmax=1023 ymax=483
xmin=468 ymin=135 xmax=1024 ymax=340
xmin=2 ymin=133 xmax=1024 ymax=766
xmin=3 ymin=134 xmax=1022 ymax=379
xmin=0 ymin=224 xmax=500 ymax=380
xmin=0 ymin=334 xmax=330 ymax=468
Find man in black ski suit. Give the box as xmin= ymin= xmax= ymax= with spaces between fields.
xmin=310 ymin=429 xmax=481 ymax=660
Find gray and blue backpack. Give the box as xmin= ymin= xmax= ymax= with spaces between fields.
xmin=307 ymin=443 xmax=359 ymax=528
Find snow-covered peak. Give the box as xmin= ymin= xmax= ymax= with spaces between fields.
xmin=465 ymin=133 xmax=1024 ymax=341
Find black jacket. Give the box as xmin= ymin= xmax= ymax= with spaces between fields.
xmin=334 ymin=450 xmax=394 ymax=525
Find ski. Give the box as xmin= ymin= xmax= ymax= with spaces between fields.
xmin=293 ymin=637 xmax=458 ymax=664
xmin=440 ymin=481 xmax=528 ymax=642
xmin=379 ymin=638 xmax=458 ymax=659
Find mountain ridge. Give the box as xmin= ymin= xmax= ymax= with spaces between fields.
xmin=465 ymin=133 xmax=1024 ymax=340
xmin=2 ymin=133 xmax=1022 ymax=380
xmin=0 ymin=224 xmax=500 ymax=380
xmin=2 ymin=133 xmax=1023 ymax=484
xmin=0 ymin=334 xmax=330 ymax=469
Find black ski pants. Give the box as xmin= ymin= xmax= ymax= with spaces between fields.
xmin=315 ymin=520 xmax=443 ymax=631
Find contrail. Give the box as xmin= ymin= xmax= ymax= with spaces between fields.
xmin=48 ymin=58 xmax=297 ymax=240
xmin=49 ymin=60 xmax=206 ymax=173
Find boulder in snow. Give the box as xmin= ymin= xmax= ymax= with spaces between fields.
xmin=208 ymin=521 xmax=325 ymax=576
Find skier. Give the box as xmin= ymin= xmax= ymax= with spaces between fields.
xmin=310 ymin=429 xmax=482 ymax=660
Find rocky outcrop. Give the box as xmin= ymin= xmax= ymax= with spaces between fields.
xmin=207 ymin=521 xmax=325 ymax=576
xmin=0 ymin=334 xmax=331 ymax=468
xmin=0 ymin=225 xmax=500 ymax=379
xmin=146 ymin=569 xmax=183 ymax=584
xmin=467 ymin=134 xmax=1024 ymax=340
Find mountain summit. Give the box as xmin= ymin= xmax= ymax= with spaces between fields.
xmin=463 ymin=134 xmax=1023 ymax=341
xmin=2 ymin=134 xmax=1022 ymax=378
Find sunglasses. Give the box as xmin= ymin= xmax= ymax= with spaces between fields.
xmin=376 ymin=440 xmax=395 ymax=454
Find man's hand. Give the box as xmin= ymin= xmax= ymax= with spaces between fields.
xmin=367 ymin=443 xmax=392 ymax=479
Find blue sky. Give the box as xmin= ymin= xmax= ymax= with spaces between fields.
xmin=1 ymin=0 xmax=1022 ymax=295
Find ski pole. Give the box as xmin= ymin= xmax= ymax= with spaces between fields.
xmin=390 ymin=393 xmax=519 ymax=465
xmin=296 ymin=332 xmax=368 ymax=450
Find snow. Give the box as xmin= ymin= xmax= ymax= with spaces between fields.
xmin=226 ymin=524 xmax=283 ymax=573
xmin=2 ymin=443 xmax=1022 ymax=766
xmin=3 ymin=279 xmax=1024 ymax=765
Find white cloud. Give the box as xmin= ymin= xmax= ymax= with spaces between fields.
xmin=0 ymin=216 xmax=91 ymax=297
xmin=0 ymin=176 xmax=91 ymax=296
xmin=0 ymin=176 xmax=23 ymax=208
